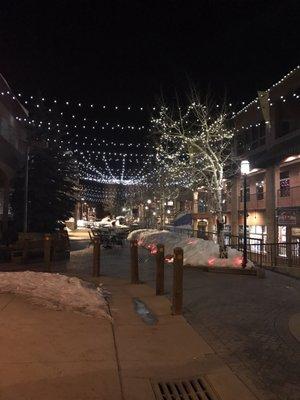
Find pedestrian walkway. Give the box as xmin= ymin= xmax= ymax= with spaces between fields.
xmin=97 ymin=275 xmax=259 ymax=400
xmin=2 ymin=230 xmax=299 ymax=399
xmin=0 ymin=276 xmax=258 ymax=400
xmin=0 ymin=292 xmax=121 ymax=400
xmin=64 ymin=230 xmax=300 ymax=400
xmin=289 ymin=313 xmax=300 ymax=342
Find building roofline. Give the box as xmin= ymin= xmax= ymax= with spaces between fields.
xmin=0 ymin=72 xmax=28 ymax=117
xmin=234 ymin=65 xmax=300 ymax=118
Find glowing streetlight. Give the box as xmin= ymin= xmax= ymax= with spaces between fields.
xmin=241 ymin=160 xmax=250 ymax=268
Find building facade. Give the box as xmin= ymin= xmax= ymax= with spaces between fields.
xmin=0 ymin=74 xmax=28 ymax=238
xmin=194 ymin=66 xmax=300 ymax=247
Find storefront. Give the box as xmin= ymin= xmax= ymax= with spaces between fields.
xmin=277 ymin=209 xmax=300 ymax=241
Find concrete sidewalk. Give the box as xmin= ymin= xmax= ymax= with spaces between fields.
xmin=0 ymin=275 xmax=258 ymax=400
xmin=0 ymin=292 xmax=121 ymax=400
xmin=98 ymin=276 xmax=258 ymax=400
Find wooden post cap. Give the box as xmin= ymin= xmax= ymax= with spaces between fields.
xmin=174 ymin=247 xmax=183 ymax=254
xmin=174 ymin=247 xmax=183 ymax=259
xmin=157 ymin=243 xmax=164 ymax=252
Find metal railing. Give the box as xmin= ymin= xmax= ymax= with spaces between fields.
xmin=239 ymin=192 xmax=266 ymax=210
xmin=168 ymin=227 xmax=300 ymax=268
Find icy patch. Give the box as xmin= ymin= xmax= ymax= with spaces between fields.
xmin=0 ymin=271 xmax=108 ymax=318
xmin=128 ymin=229 xmax=254 ymax=269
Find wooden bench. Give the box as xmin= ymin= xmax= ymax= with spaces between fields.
xmin=10 ymin=233 xmax=70 ymax=263
xmin=10 ymin=238 xmax=45 ymax=263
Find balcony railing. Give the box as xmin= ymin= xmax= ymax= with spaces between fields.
xmin=277 ymin=186 xmax=300 ymax=208
xmin=239 ymin=193 xmax=266 ymax=210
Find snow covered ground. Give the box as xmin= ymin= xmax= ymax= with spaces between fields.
xmin=0 ymin=271 xmax=108 ymax=318
xmin=128 ymin=229 xmax=254 ymax=268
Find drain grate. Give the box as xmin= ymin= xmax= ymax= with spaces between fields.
xmin=151 ymin=376 xmax=219 ymax=400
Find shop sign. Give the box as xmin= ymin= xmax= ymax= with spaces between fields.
xmin=278 ymin=212 xmax=297 ymax=225
xmin=292 ymin=227 xmax=300 ymax=236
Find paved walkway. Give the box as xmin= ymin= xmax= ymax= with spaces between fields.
xmin=0 ymin=292 xmax=121 ymax=400
xmin=63 ymin=232 xmax=300 ymax=400
xmin=0 ymin=276 xmax=257 ymax=400
xmin=1 ymin=231 xmax=299 ymax=399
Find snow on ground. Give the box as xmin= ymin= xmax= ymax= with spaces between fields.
xmin=128 ymin=229 xmax=254 ymax=268
xmin=0 ymin=271 xmax=109 ymax=318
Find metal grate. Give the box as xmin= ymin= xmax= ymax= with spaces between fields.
xmin=152 ymin=376 xmax=219 ymax=400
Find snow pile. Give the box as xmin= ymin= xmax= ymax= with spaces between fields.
xmin=0 ymin=271 xmax=108 ymax=318
xmin=128 ymin=229 xmax=254 ymax=268
xmin=94 ymin=216 xmax=129 ymax=229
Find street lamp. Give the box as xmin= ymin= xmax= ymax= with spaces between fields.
xmin=241 ymin=160 xmax=250 ymax=268
xmin=147 ymin=199 xmax=152 ymax=204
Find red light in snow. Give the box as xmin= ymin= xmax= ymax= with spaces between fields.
xmin=208 ymin=257 xmax=216 ymax=266
xmin=149 ymin=243 xmax=157 ymax=254
xmin=233 ymin=256 xmax=242 ymax=267
xmin=165 ymin=255 xmax=174 ymax=263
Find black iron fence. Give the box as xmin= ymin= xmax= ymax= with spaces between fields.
xmin=168 ymin=227 xmax=300 ymax=268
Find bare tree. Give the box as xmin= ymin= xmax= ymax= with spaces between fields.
xmin=152 ymin=95 xmax=234 ymax=255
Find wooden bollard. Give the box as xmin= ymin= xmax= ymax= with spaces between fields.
xmin=93 ymin=237 xmax=101 ymax=277
xmin=172 ymin=247 xmax=183 ymax=315
xmin=156 ymin=244 xmax=164 ymax=295
xmin=44 ymin=234 xmax=52 ymax=271
xmin=130 ymin=239 xmax=139 ymax=284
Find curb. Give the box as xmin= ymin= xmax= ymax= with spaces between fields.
xmin=184 ymin=264 xmax=259 ymax=276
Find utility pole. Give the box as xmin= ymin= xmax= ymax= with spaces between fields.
xmin=24 ymin=144 xmax=30 ymax=233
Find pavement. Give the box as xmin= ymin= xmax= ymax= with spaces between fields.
xmin=64 ymin=230 xmax=300 ymax=400
xmin=0 ymin=229 xmax=299 ymax=400
xmin=0 ymin=230 xmax=260 ymax=400
xmin=289 ymin=313 xmax=300 ymax=342
xmin=0 ymin=279 xmax=259 ymax=400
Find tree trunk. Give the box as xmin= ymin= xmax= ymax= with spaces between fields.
xmin=216 ymin=188 xmax=227 ymax=258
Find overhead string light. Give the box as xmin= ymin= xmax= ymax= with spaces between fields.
xmin=234 ymin=65 xmax=300 ymax=117
xmin=3 ymin=91 xmax=155 ymax=112
xmin=4 ymin=66 xmax=300 ymax=126
xmin=15 ymin=116 xmax=150 ymax=132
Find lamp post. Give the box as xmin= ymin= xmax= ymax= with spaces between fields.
xmin=241 ymin=160 xmax=250 ymax=268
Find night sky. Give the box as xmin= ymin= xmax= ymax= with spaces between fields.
xmin=1 ymin=0 xmax=300 ymax=107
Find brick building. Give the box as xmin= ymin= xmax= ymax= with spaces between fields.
xmin=0 ymin=74 xmax=28 ymax=238
xmin=194 ymin=66 xmax=300 ymax=247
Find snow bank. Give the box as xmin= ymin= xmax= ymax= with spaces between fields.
xmin=128 ymin=229 xmax=254 ymax=269
xmin=0 ymin=271 xmax=108 ymax=318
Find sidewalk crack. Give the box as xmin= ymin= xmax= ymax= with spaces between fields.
xmin=107 ymin=301 xmax=125 ymax=400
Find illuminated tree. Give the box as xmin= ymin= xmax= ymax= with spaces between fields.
xmin=152 ymin=95 xmax=234 ymax=255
